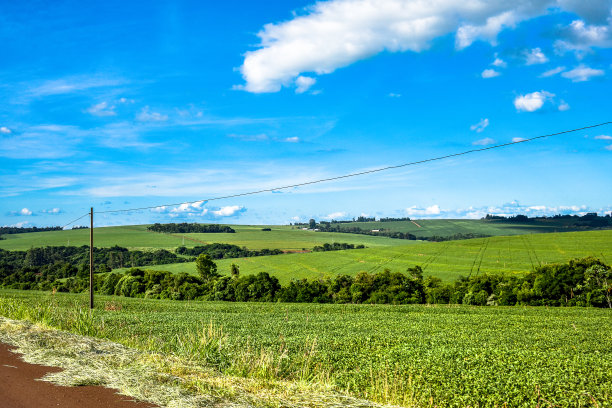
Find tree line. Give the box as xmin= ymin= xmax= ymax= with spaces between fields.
xmin=2 ymin=248 xmax=610 ymax=307
xmin=176 ymin=243 xmax=283 ymax=258
xmin=148 ymin=223 xmax=236 ymax=233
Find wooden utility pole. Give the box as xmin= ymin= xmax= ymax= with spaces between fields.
xmin=89 ymin=207 xmax=94 ymax=309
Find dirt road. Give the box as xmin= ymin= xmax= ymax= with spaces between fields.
xmin=0 ymin=342 xmax=156 ymax=408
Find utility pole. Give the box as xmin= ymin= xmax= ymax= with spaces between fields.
xmin=89 ymin=207 xmax=94 ymax=309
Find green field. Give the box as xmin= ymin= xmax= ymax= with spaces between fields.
xmin=322 ymin=218 xmax=597 ymax=237
xmin=0 ymin=224 xmax=404 ymax=251
xmin=1 ymin=290 xmax=609 ymax=407
xmin=128 ymin=230 xmax=612 ymax=283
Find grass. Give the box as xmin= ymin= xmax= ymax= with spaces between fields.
xmin=0 ymin=290 xmax=610 ymax=407
xmin=125 ymin=229 xmax=612 ymax=283
xmin=0 ymin=224 xmax=405 ymax=251
xmin=340 ymin=218 xmax=604 ymax=237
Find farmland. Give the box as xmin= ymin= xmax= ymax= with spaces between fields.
xmin=122 ymin=229 xmax=612 ymax=283
xmin=0 ymin=290 xmax=610 ymax=407
xmin=0 ymin=224 xmax=405 ymax=252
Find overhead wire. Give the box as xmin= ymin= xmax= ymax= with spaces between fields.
xmin=93 ymin=121 xmax=611 ymax=215
xmin=61 ymin=212 xmax=90 ymax=229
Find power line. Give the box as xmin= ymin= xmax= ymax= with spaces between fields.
xmin=85 ymin=120 xmax=609 ymax=215
xmin=61 ymin=212 xmax=90 ymax=229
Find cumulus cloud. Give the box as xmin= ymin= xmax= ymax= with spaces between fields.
xmin=595 ymin=135 xmax=612 ymax=140
xmin=491 ymin=56 xmax=507 ymax=67
xmin=295 ymin=76 xmax=317 ymax=93
xmin=211 ymin=205 xmax=246 ymax=217
xmin=524 ymin=47 xmax=549 ymax=65
xmin=513 ymin=90 xmax=555 ymax=112
xmin=86 ymin=101 xmax=116 ymax=117
xmin=0 ymin=126 xmax=12 ymax=134
xmin=472 ymin=137 xmax=495 ymax=146
xmin=558 ymin=100 xmax=570 ymax=111
xmin=561 ymin=64 xmax=605 ymax=81
xmin=470 ymin=118 xmax=489 ymax=133
xmin=322 ymin=211 xmax=348 ymax=220
xmin=406 ymin=205 xmax=441 ymax=216
xmin=18 ymin=208 xmax=33 ymax=216
xmin=555 ymin=19 xmax=612 ymax=56
xmin=238 ymin=0 xmax=565 ymax=93
xmin=284 ymin=136 xmax=300 ymax=143
xmin=539 ymin=66 xmax=565 ymax=77
xmin=136 ymin=106 xmax=169 ymax=122
xmin=481 ymin=68 xmax=501 ymax=78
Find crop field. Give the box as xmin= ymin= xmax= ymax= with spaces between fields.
xmin=337 ymin=218 xmax=603 ymax=237
xmin=0 ymin=224 xmax=404 ymax=251
xmin=0 ymin=289 xmax=609 ymax=407
xmin=130 ymin=229 xmax=612 ymax=283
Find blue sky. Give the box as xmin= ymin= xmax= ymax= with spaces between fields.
xmin=1 ymin=0 xmax=611 ymax=228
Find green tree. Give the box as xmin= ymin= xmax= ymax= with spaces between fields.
xmin=196 ymin=254 xmax=219 ymax=281
xmin=230 ymin=263 xmax=240 ymax=279
xmin=309 ymin=218 xmax=316 ymax=229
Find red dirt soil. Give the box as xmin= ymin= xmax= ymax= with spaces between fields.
xmin=0 ymin=342 xmax=157 ymax=408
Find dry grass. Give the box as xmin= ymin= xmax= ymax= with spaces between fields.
xmin=0 ymin=316 xmax=395 ymax=408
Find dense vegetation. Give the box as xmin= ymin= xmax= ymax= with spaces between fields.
xmin=148 ymin=223 xmax=236 ymax=233
xmin=175 ymin=243 xmax=283 ymax=258
xmin=1 ymin=291 xmax=610 ymax=407
xmin=312 ymin=242 xmax=365 ymax=251
xmin=0 ymin=226 xmax=63 ymax=235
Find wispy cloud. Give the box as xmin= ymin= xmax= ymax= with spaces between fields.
xmin=136 ymin=106 xmax=169 ymax=122
xmin=539 ymin=66 xmax=565 ymax=78
xmin=472 ymin=137 xmax=495 ymax=146
xmin=27 ymin=75 xmax=128 ymax=98
xmin=295 ymin=76 xmax=316 ymax=94
xmin=86 ymin=101 xmax=116 ymax=117
xmin=561 ymin=64 xmax=605 ymax=82
xmin=594 ymin=135 xmax=612 ymax=140
xmin=322 ymin=211 xmax=347 ymax=220
xmin=470 ymin=118 xmax=489 ymax=133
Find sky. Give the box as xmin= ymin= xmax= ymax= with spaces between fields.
xmin=1 ymin=0 xmax=611 ymax=228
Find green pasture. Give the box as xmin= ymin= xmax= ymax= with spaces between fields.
xmin=341 ymin=218 xmax=596 ymax=237
xmin=1 ymin=290 xmax=609 ymax=407
xmin=131 ymin=229 xmax=612 ymax=283
xmin=0 ymin=224 xmax=403 ymax=251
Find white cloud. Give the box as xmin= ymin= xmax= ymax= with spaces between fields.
xmin=481 ymin=68 xmax=501 ymax=78
xmin=555 ymin=19 xmax=612 ymax=56
xmin=539 ymin=66 xmax=565 ymax=77
xmin=27 ymin=76 xmax=128 ymax=98
xmin=20 ymin=208 xmax=32 ymax=216
xmin=388 ymin=92 xmax=402 ymax=98
xmin=491 ymin=56 xmax=507 ymax=67
xmin=322 ymin=211 xmax=347 ymax=220
xmin=0 ymin=126 xmax=12 ymax=134
xmin=605 ymin=145 xmax=612 ymax=151
xmin=472 ymin=137 xmax=495 ymax=146
xmin=86 ymin=101 xmax=116 ymax=117
xmin=513 ymin=90 xmax=555 ymax=112
xmin=470 ymin=118 xmax=489 ymax=133
xmin=136 ymin=106 xmax=169 ymax=122
xmin=238 ymin=0 xmax=561 ymax=93
xmin=211 ymin=205 xmax=245 ymax=217
xmin=295 ymin=76 xmax=316 ymax=93
xmin=405 ymin=205 xmax=441 ymax=216
xmin=284 ymin=136 xmax=300 ymax=143
xmin=595 ymin=135 xmax=612 ymax=140
xmin=561 ymin=64 xmax=605 ymax=82
xmin=524 ymin=47 xmax=548 ymax=65
xmin=228 ymin=133 xmax=269 ymax=142
xmin=41 ymin=208 xmax=62 ymax=214
xmin=512 ymin=137 xmax=527 ymax=142
xmin=558 ymin=100 xmax=570 ymax=111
